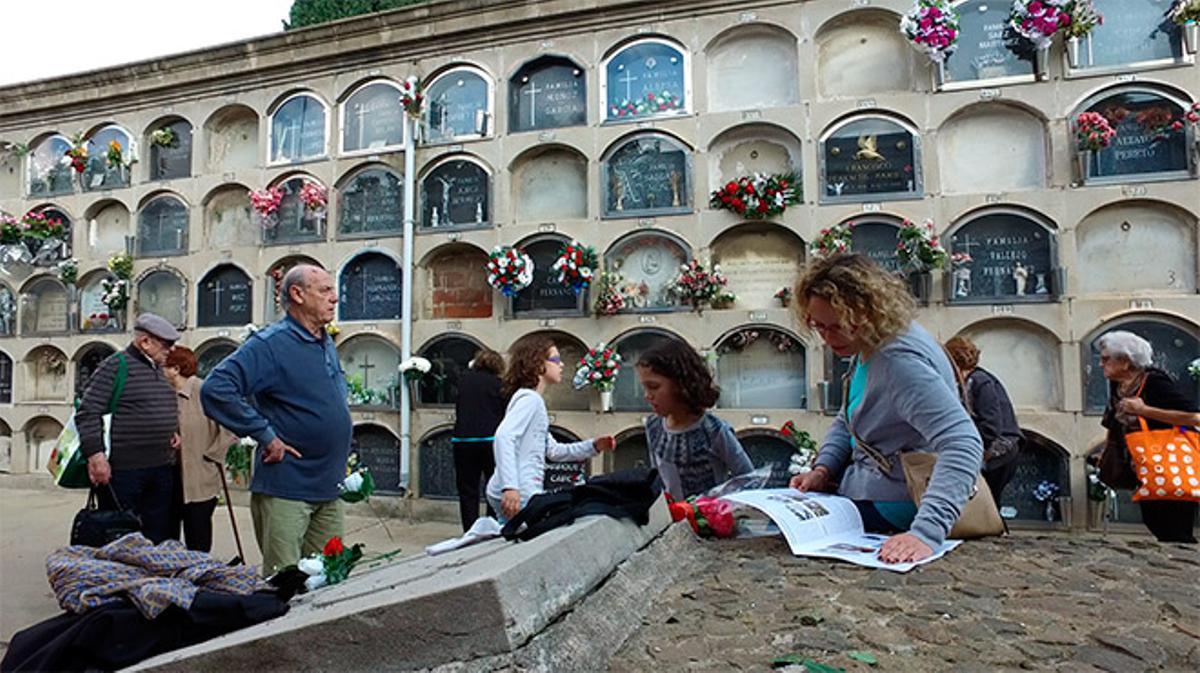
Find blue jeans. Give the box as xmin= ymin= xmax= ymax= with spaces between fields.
xmin=98 ymin=464 xmax=177 ymax=544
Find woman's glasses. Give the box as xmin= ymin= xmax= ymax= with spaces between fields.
xmin=546 ymin=355 xmax=563 ymax=364
xmin=805 ymin=316 xmax=847 ymax=335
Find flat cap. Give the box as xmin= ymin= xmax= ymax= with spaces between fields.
xmin=134 ymin=313 xmax=181 ymax=342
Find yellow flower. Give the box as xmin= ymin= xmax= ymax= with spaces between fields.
xmin=108 ymin=140 xmax=121 ymax=152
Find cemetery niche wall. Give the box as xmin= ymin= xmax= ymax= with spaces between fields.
xmin=339 ymin=334 xmax=401 ymax=409
xmin=0 ymin=350 xmax=11 ymax=404
xmin=816 ymin=10 xmax=917 ymax=98
xmin=511 ymin=236 xmax=585 ymax=317
xmin=354 ymin=424 xmax=403 ymax=494
xmin=341 ymin=80 xmax=405 ymax=154
xmin=137 ymin=194 xmax=189 ymax=257
xmin=19 ymin=276 xmax=70 ymax=335
xmin=612 ymin=329 xmax=684 ymax=411
xmin=605 ymin=231 xmax=690 ymax=313
xmin=1001 ymin=431 xmax=1071 ymax=524
xmin=78 ymin=270 xmax=122 ymax=332
xmin=603 ymin=37 xmax=689 ymax=122
xmin=1083 ymin=316 xmax=1200 ymax=414
xmin=612 ymin=428 xmax=651 ymax=473
xmin=420 ymin=157 xmax=490 ymax=231
xmin=1077 ymin=87 xmax=1194 ymax=184
xmin=24 ymin=416 xmax=63 ymax=474
xmin=511 ymin=146 xmax=587 ymax=222
xmin=26 ymin=134 xmax=74 ymax=197
xmin=715 ymin=326 xmax=807 ymax=410
xmin=602 ymin=133 xmax=692 ymax=217
xmin=527 ymin=330 xmax=590 ymax=412
xmin=203 ymin=185 xmax=257 ymax=250
xmin=84 ymin=200 xmax=131 ymax=258
xmin=196 ymin=339 xmax=237 ymax=378
xmin=197 ymin=265 xmax=252 ymax=328
xmin=82 ymin=125 xmax=134 ymax=192
xmin=706 ymin=24 xmax=800 ymax=113
xmin=937 ymin=104 xmax=1047 ymax=194
xmin=135 ymin=267 xmax=187 ymax=329
xmin=265 ymin=176 xmax=327 ymax=245
xmin=418 ymin=424 xmax=587 ymax=499
xmin=23 ymin=345 xmax=68 ymax=402
xmin=1075 ymin=201 xmax=1198 ymax=295
xmin=416 ymin=334 xmax=481 ymax=406
xmin=270 ymin=92 xmax=327 ymax=164
xmin=508 ymin=56 xmax=587 ymax=134
xmin=146 ymin=117 xmax=193 ymax=181
xmin=1069 ymin=0 xmax=1186 ymax=72
xmin=266 ymin=255 xmax=322 ymax=322
xmin=940 ymin=0 xmax=1037 ymax=88
xmin=711 ymin=223 xmax=805 ymax=310
xmin=958 ymin=319 xmax=1062 ymax=409
xmin=422 ymin=244 xmax=492 ymax=320
xmin=204 ymin=105 xmax=258 ymax=173
xmin=338 ymin=166 xmax=403 ymax=238
xmin=424 ymin=66 xmax=492 ymax=143
xmin=947 ymin=208 xmax=1058 ymax=303
xmin=74 ymin=342 xmax=116 ymax=402
xmin=738 ymin=430 xmax=797 ymax=488
xmin=707 ymin=123 xmax=803 ymax=192
xmin=338 ymin=251 xmax=402 ymax=322
xmin=819 ymin=114 xmax=922 ymax=203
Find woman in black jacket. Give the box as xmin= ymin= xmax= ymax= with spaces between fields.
xmin=1098 ymin=330 xmax=1199 ymax=543
xmin=452 ymin=348 xmax=507 ymax=531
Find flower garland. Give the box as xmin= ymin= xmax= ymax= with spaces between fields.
xmin=781 ymin=420 xmax=818 ymax=475
xmin=400 ymin=356 xmax=432 ymax=383
xmin=551 ymin=240 xmax=598 ymax=293
xmin=572 ymin=342 xmax=622 ymax=392
xmin=667 ymin=260 xmax=730 ymax=314
xmin=1074 ymin=111 xmax=1117 ymax=152
xmin=709 ymin=173 xmax=800 ymax=220
xmin=1008 ymin=0 xmax=1072 ymax=50
xmin=1170 ymin=0 xmax=1200 ymax=25
xmin=1064 ymin=0 xmax=1103 ymax=39
xmin=149 ymin=127 xmax=176 ymax=148
xmin=610 ymin=90 xmax=680 ymax=119
xmin=295 ymin=536 xmax=364 ymax=592
xmin=298 ymin=182 xmax=327 ymax=213
xmin=400 ymin=76 xmax=424 ymax=118
xmin=808 ymin=222 xmax=854 ymax=259
xmin=896 ymin=219 xmax=947 ymax=272
xmin=592 ymin=271 xmax=627 ymax=316
xmin=486 ymin=245 xmax=534 ymax=297
xmin=900 ymin=1 xmax=960 ymax=63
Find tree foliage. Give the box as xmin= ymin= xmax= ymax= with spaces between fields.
xmin=285 ymin=0 xmax=429 ymax=30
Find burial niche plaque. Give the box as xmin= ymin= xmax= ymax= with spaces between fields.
xmin=712 ymin=225 xmax=804 ymax=309
xmin=197 ymin=341 xmax=237 ymax=378
xmin=604 ymin=135 xmax=690 ymax=217
xmin=149 ymin=120 xmax=193 ymax=181
xmin=271 ymin=94 xmax=326 ymax=163
xmin=605 ymin=40 xmax=687 ymax=121
xmin=1085 ymin=320 xmax=1199 ymax=413
xmin=355 ymin=425 xmax=403 ymax=494
xmin=417 ymin=336 xmax=477 ymax=406
xmin=421 ymin=160 xmax=489 ymax=230
xmin=340 ymin=336 xmax=400 ymax=408
xmin=0 ymin=352 xmax=11 ymax=404
xmin=1085 ymin=92 xmax=1190 ymax=180
xmin=426 ymin=69 xmax=490 ymax=143
xmin=75 ymin=344 xmax=115 ymax=401
xmin=510 ymin=57 xmax=587 ymax=133
xmin=513 ymin=239 xmax=582 ymax=316
xmin=343 ymin=82 xmax=405 ymax=152
xmin=545 ymin=427 xmax=589 ymax=490
xmin=943 ymin=1 xmax=1036 ymax=85
xmin=949 ymin=212 xmax=1056 ymax=302
xmin=339 ymin=252 xmax=401 ymax=321
xmin=28 ymin=136 xmax=74 ymax=197
xmin=741 ymin=433 xmax=797 ymax=488
xmin=21 ymin=279 xmax=69 ymax=334
xmin=418 ymin=429 xmax=455 ymax=498
xmin=607 ymin=233 xmax=688 ymax=311
xmin=339 ymin=168 xmax=403 ymax=237
xmin=138 ymin=196 xmax=189 ymax=256
xmin=716 ymin=329 xmax=807 ymax=409
xmin=267 ymin=178 xmax=326 ymax=244
xmin=850 ymin=220 xmax=903 ymax=272
xmin=198 ymin=266 xmax=252 ymax=327
xmin=821 ymin=117 xmax=920 ymax=201
xmin=79 ymin=275 xmax=120 ymax=332
xmin=137 ymin=270 xmax=186 ymax=328
xmin=1081 ymin=0 xmax=1182 ymax=69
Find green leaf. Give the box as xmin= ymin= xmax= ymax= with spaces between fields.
xmin=847 ymin=651 xmax=878 ymax=666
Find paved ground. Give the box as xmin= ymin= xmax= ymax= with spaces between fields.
xmin=0 ymin=478 xmax=460 ymax=655
xmin=613 ymin=533 xmax=1200 ymax=673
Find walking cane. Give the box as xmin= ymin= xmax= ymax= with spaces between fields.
xmin=204 ymin=455 xmax=245 ymax=565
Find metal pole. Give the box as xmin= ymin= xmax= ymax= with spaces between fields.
xmin=398 ymin=76 xmax=417 ymax=493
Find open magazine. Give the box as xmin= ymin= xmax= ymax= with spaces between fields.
xmin=722 ymin=488 xmax=961 ymax=573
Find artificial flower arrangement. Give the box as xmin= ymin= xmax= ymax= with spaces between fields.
xmin=107 ymin=251 xmax=134 ymax=280
xmin=57 ymin=258 xmax=78 ymax=285
xmin=400 ymin=356 xmax=432 ymax=383
xmin=1086 ymin=463 xmax=1112 ymax=502
xmin=900 ymin=0 xmax=960 ymax=63
xmin=808 ymin=222 xmax=854 ymax=259
xmin=773 ymin=286 xmax=792 ymax=308
xmin=592 ymin=271 xmax=628 ymax=316
xmin=610 ymin=90 xmax=680 ymax=119
xmin=1064 ymin=0 xmax=1103 ymax=39
xmin=0 ymin=214 xmax=20 ymax=245
xmin=895 ymin=219 xmax=948 ymax=272
xmin=20 ymin=211 xmax=67 ymax=240
xmin=572 ymin=343 xmax=622 ymax=393
xmin=709 ymin=173 xmax=800 ymax=220
xmin=1074 ymin=111 xmax=1117 ymax=152
xmin=149 ymin=127 xmax=177 ymax=148
xmin=1008 ymin=0 xmax=1073 ymax=50
xmin=486 ymin=245 xmax=535 ymax=297
xmin=225 ymin=437 xmax=257 ymax=485
xmin=781 ymin=420 xmax=818 ymax=476
xmin=551 ymin=240 xmax=598 ymax=293
xmin=667 ymin=260 xmax=730 ymax=314
xmin=295 ymin=536 xmax=364 ymax=592
xmin=399 ymin=76 xmax=424 ymax=118
xmin=346 ymin=374 xmax=392 ymax=407
xmin=298 ymin=182 xmax=327 ymax=213
xmin=1189 ymin=357 xmax=1200 ymax=381
xmin=340 ymin=452 xmax=375 ymax=504
xmin=63 ymin=132 xmax=88 ymax=174
xmin=1169 ymin=0 xmax=1200 ymax=25
xmin=249 ymin=187 xmax=285 ymax=227
xmin=106 ymin=141 xmax=124 ymax=168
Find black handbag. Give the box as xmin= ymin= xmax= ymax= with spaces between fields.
xmin=70 ymin=485 xmax=142 ymax=547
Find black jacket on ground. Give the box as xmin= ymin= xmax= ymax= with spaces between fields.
xmin=452 ymin=369 xmax=505 ymax=440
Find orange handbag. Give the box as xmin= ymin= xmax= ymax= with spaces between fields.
xmin=1125 ymin=417 xmax=1200 ymax=503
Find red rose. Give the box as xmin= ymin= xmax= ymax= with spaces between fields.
xmin=744 ymin=183 xmax=756 ymax=195
xmin=323 ymin=536 xmax=344 ymax=556
xmin=725 ymin=182 xmax=738 ymax=195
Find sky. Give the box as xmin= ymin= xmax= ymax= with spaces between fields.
xmin=0 ymin=0 xmax=295 ymax=87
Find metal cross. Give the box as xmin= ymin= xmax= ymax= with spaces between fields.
xmin=955 ymin=233 xmax=980 ymax=258
xmin=357 ymin=352 xmax=376 ymax=389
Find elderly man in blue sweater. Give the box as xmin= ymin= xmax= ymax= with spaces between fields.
xmin=202 ymin=264 xmax=352 ymax=576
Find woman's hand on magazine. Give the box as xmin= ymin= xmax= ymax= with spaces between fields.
xmin=789 ymin=465 xmax=833 ymax=492
xmin=878 ymin=532 xmax=933 ymax=564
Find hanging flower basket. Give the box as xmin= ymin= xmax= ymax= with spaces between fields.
xmin=399 ymin=76 xmax=424 ymax=119
xmin=551 ymin=240 xmax=598 ymax=294
xmin=1008 ymin=0 xmax=1072 ymax=51
xmin=709 ymin=173 xmax=800 ymax=220
xmin=667 ymin=260 xmax=731 ymax=314
xmin=486 ymin=246 xmax=534 ymax=297
xmin=1170 ymin=1 xmax=1200 ymax=53
xmin=900 ymin=1 xmax=960 ymax=65
xmin=808 ymin=222 xmax=854 ymax=260
xmin=299 ymin=182 xmax=327 ymax=214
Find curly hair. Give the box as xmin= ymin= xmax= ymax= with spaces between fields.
xmin=165 ymin=345 xmax=198 ymax=378
xmin=503 ymin=334 xmax=555 ymax=398
xmin=944 ymin=336 xmax=980 ymax=372
xmin=792 ymin=253 xmax=915 ymax=354
xmin=471 ymin=347 xmax=505 ymax=376
xmin=636 ymin=338 xmax=720 ymax=414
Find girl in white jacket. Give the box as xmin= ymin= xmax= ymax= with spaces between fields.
xmin=486 ymin=334 xmax=615 ymax=520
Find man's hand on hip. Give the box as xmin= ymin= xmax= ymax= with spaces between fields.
xmin=262 ymin=437 xmax=302 ymax=464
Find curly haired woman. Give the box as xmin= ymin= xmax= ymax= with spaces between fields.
xmin=788 ymin=254 xmax=983 ymax=564
xmin=636 ymin=339 xmax=753 ymax=500
xmin=485 ymin=334 xmax=615 ymax=521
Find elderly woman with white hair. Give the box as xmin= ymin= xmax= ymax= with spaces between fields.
xmin=1097 ymin=330 xmax=1199 ymax=543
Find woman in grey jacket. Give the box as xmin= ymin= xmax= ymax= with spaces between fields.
xmin=788 ymin=254 xmax=983 ymax=564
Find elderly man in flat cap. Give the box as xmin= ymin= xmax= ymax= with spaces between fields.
xmin=77 ymin=313 xmax=182 ymax=543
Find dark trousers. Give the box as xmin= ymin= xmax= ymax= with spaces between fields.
xmin=1139 ymin=500 xmax=1198 ymax=544
xmin=982 ymin=454 xmax=1020 ymax=509
xmin=180 ymin=498 xmax=218 ymax=552
xmin=453 ymin=441 xmax=495 ymax=532
xmin=98 ymin=464 xmax=176 ymax=544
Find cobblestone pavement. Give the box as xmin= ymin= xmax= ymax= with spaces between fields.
xmin=612 ymin=530 xmax=1200 ymax=673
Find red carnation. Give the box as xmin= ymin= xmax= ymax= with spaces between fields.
xmin=725 ymin=182 xmax=738 ymax=195
xmin=323 ymin=536 xmax=344 ymax=556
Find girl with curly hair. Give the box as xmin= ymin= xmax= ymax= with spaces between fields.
xmin=486 ymin=334 xmax=615 ymax=521
xmin=788 ymin=253 xmax=983 ymax=564
xmin=636 ymin=338 xmax=753 ymax=499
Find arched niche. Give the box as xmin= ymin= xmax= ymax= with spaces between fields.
xmin=1072 ymin=0 xmax=1185 ymax=71
xmin=0 ymin=350 xmax=11 ymax=404
xmin=847 ymin=217 xmax=902 ymax=272
xmin=137 ymin=193 xmax=189 ymax=257
xmin=519 ymin=331 xmax=590 ymax=412
xmin=353 ymin=424 xmax=402 ymax=494
xmin=266 ymin=175 xmax=327 ymax=245
xmin=204 ymin=105 xmax=258 ymax=173
xmin=23 ymin=205 xmax=73 ymax=266
xmin=419 ymin=157 xmax=491 ymax=231
xmin=269 ymin=92 xmax=328 ymax=163
xmin=612 ymin=329 xmax=686 ymax=411
xmin=196 ymin=339 xmax=238 ymax=378
xmin=0 ymin=416 xmax=10 ymax=472
xmin=1082 ymin=315 xmax=1199 ymax=414
xmin=26 ymin=134 xmax=74 ymax=197
xmin=135 ymin=267 xmax=187 ymax=329
xmin=197 ymin=264 xmax=252 ymax=328
xmin=509 ymin=56 xmax=588 ymax=133
xmin=707 ymin=124 xmax=802 ymax=191
xmin=710 ymin=223 xmax=804 ymax=309
xmin=422 ymin=244 xmax=492 ymax=320
xmin=611 ymin=427 xmax=651 ymax=472
xmin=1000 ymin=431 xmax=1070 ymax=523
xmin=416 ymin=334 xmax=482 ymax=406
xmin=19 ymin=276 xmax=70 ymax=335
xmin=938 ymin=104 xmax=1046 ymax=194
xmin=815 ymin=10 xmax=917 ymax=99
xmin=958 ymin=319 xmax=1062 ymax=409
xmin=337 ymin=165 xmax=404 ymax=238
xmin=511 ymin=146 xmax=588 ymax=222
xmin=23 ymin=345 xmax=69 ymax=402
xmin=74 ymin=341 xmax=116 ymax=401
xmin=417 ymin=427 xmax=456 ymax=498
xmin=266 ymin=255 xmax=323 ymax=322
xmin=602 ymin=132 xmax=692 ymax=218
xmin=941 ymin=0 xmax=1037 ymax=86
xmin=706 ymin=24 xmax=799 ymax=112
xmin=0 ymin=283 xmax=14 ymax=337
xmin=82 ymin=124 xmax=134 ymax=191
xmin=83 ymin=200 xmax=131 ymax=258
xmin=605 ymin=230 xmax=691 ymax=312
xmin=78 ymin=270 xmax=122 ymax=332
xmin=146 ymin=116 xmax=193 ymax=181
xmin=339 ymin=334 xmax=400 ymax=409
xmin=24 ymin=416 xmax=63 ymax=474
xmin=1075 ymin=201 xmax=1197 ymax=295
xmin=737 ymin=429 xmax=795 ymax=488
xmin=203 ymin=184 xmax=256 ymax=250
xmin=340 ymin=79 xmax=405 ymax=154
xmin=947 ymin=207 xmax=1059 ymax=303
xmin=602 ymin=37 xmax=690 ymax=122
xmin=819 ymin=114 xmax=922 ymax=203
xmin=1076 ymin=87 xmax=1194 ymax=184
xmin=338 ymin=251 xmax=401 ymax=321
xmin=425 ymin=65 xmax=494 ymax=143
xmin=715 ymin=326 xmax=807 ymax=409
xmin=512 ymin=235 xmax=587 ymax=317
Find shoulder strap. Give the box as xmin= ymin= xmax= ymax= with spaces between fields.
xmin=842 ymin=356 xmax=893 ymax=476
xmin=106 ymin=353 xmax=128 ymax=415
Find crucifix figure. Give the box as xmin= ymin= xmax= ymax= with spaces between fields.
xmin=209 ymin=280 xmax=225 ymax=317
xmin=357 ymin=352 xmax=376 ymax=389
xmin=522 ymin=80 xmax=543 ymax=127
xmin=617 ymin=66 xmax=639 ymax=102
xmin=436 ymin=176 xmax=456 ymax=226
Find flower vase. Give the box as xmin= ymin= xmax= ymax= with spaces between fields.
xmin=1035 ymin=45 xmax=1051 ymax=80
xmin=907 ymin=271 xmax=931 ymax=306
xmin=932 ymin=59 xmax=946 ymax=90
xmin=1184 ymin=21 xmax=1198 ymax=55
xmin=1056 ymin=496 xmax=1073 ymax=529
xmin=1066 ymin=36 xmax=1082 ymax=69
xmin=599 ymin=389 xmax=613 ymax=413
xmin=1075 ymin=151 xmax=1092 ymax=183
xmin=1043 ymin=500 xmax=1056 ymax=523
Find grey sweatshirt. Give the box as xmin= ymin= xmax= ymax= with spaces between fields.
xmin=815 ymin=322 xmax=983 ymax=548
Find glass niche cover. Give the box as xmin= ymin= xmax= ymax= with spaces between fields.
xmin=603 ymin=135 xmax=691 ymax=217
xmin=821 ymin=117 xmax=921 ymax=202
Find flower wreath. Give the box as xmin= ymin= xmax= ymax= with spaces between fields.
xmin=486 ymin=245 xmax=534 ymax=297
xmin=551 ymin=240 xmax=598 ymax=293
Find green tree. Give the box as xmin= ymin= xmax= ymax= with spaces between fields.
xmin=285 ymin=0 xmax=428 ymax=30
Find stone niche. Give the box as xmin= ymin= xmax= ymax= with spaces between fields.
xmin=0 ymin=417 xmax=11 ymax=472
xmin=815 ymin=10 xmax=917 ymax=99
xmin=417 ymin=428 xmax=455 ymax=498
xmin=204 ymin=185 xmax=257 ymax=250
xmin=604 ymin=39 xmax=688 ymax=122
xmin=715 ymin=327 xmax=807 ymax=409
xmin=1075 ymin=201 xmax=1197 ymax=295
xmin=0 ymin=283 xmax=15 ymax=337
xmin=612 ymin=429 xmax=651 ymax=472
xmin=24 ymin=345 xmax=69 ymax=402
xmin=531 ymin=332 xmax=589 ymax=412
xmin=707 ymin=124 xmax=802 ymax=192
xmin=84 ymin=201 xmax=131 ymax=258
xmin=79 ymin=272 xmax=121 ymax=332
xmin=356 ymin=424 xmax=403 ymax=494
xmin=25 ymin=417 xmax=63 ymax=474
xmin=338 ymin=167 xmax=404 ymax=238
xmin=511 ymin=147 xmax=587 ymax=223
xmin=26 ymin=135 xmax=74 ymax=197
xmin=136 ymin=268 xmax=187 ymax=329
xmin=339 ymin=335 xmax=401 ymax=408
xmin=849 ymin=218 xmax=902 ymax=272
xmin=137 ymin=194 xmax=190 ymax=257
xmin=339 ymin=252 xmax=402 ymax=322
xmin=509 ymin=56 xmax=588 ymax=134
xmin=196 ymin=339 xmax=237 ymax=378
xmin=148 ymin=117 xmax=193 ymax=181
xmin=266 ymin=256 xmax=323 ymax=323
xmin=75 ymin=342 xmax=116 ymax=400
xmin=425 ymin=67 xmax=492 ymax=143
xmin=1081 ymin=89 xmax=1191 ymax=182
xmin=739 ymin=431 xmax=795 ymax=488
xmin=948 ymin=209 xmax=1058 ymax=303
xmin=197 ymin=265 xmax=252 ymax=328
xmin=0 ymin=148 xmax=21 ymax=199
xmin=706 ymin=24 xmax=800 ymax=113
xmin=938 ymin=104 xmax=1046 ymax=194
xmin=605 ymin=231 xmax=690 ymax=312
xmin=204 ymin=105 xmax=259 ymax=173
xmin=1001 ymin=433 xmax=1070 ymax=522
xmin=420 ymin=158 xmax=491 ymax=231
xmin=612 ymin=330 xmax=682 ymax=411
xmin=603 ymin=133 xmax=691 ymax=217
xmin=0 ymin=351 xmax=12 ymax=405
xmin=512 ymin=237 xmax=584 ymax=317
xmin=711 ymin=223 xmax=804 ymax=310
xmin=959 ymin=319 xmax=1061 ymax=409
xmin=1076 ymin=0 xmax=1184 ymax=70
xmin=342 ymin=81 xmax=405 ymax=153
xmin=423 ymin=244 xmax=492 ymax=320
xmin=416 ymin=335 xmax=479 ymax=406
xmin=20 ymin=277 xmax=70 ymax=335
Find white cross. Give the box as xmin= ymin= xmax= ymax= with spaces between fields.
xmin=210 ymin=280 xmax=224 ymax=316
xmin=353 ymin=103 xmax=369 ymax=148
xmin=522 ymin=80 xmax=543 ymax=127
xmin=617 ymin=68 xmax=639 ymax=102
xmin=357 ymin=353 xmax=376 ymax=389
